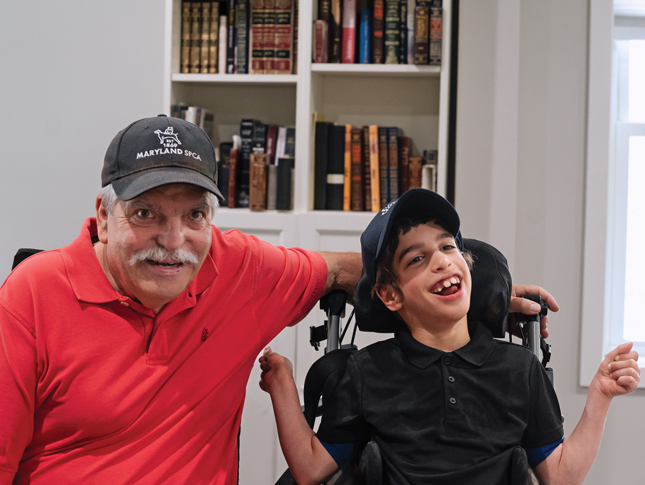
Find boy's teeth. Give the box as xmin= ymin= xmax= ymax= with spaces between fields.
xmin=443 ymin=280 xmax=452 ymax=288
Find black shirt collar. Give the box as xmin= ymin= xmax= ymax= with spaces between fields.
xmin=398 ymin=320 xmax=496 ymax=369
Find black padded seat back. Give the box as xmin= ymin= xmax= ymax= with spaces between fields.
xmin=12 ymin=248 xmax=44 ymax=271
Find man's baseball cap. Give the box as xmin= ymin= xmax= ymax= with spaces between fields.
xmin=102 ymin=115 xmax=224 ymax=201
xmin=360 ymin=188 xmax=463 ymax=286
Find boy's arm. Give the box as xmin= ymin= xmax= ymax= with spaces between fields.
xmin=533 ymin=342 xmax=640 ymax=485
xmin=259 ymin=349 xmax=339 ymax=485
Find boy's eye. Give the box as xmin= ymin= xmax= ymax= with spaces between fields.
xmin=441 ymin=244 xmax=456 ymax=251
xmin=407 ymin=255 xmax=423 ymax=266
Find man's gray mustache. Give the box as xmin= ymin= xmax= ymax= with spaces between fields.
xmin=129 ymin=246 xmax=199 ymax=266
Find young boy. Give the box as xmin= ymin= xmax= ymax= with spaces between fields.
xmin=259 ymin=189 xmax=640 ymax=485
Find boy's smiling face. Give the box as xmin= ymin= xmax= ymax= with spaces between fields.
xmin=378 ymin=221 xmax=471 ymax=333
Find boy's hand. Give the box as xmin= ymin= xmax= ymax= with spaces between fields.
xmin=259 ymin=347 xmax=294 ymax=395
xmin=591 ymin=342 xmax=641 ymax=399
xmin=509 ymin=284 xmax=560 ymax=338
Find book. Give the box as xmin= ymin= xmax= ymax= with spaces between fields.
xmin=368 ymin=125 xmax=381 ymax=212
xmin=372 ymin=0 xmax=384 ymax=63
xmin=293 ymin=0 xmax=299 ymax=74
xmin=266 ymin=124 xmax=278 ymax=164
xmin=429 ymin=0 xmax=441 ymax=65
xmin=274 ymin=0 xmax=293 ymax=73
xmin=201 ymin=109 xmax=214 ymax=140
xmin=319 ymin=0 xmax=331 ymax=21
xmin=343 ymin=125 xmax=352 ymax=210
xmin=226 ymin=0 xmax=236 ymax=73
xmin=362 ymin=126 xmax=371 ymax=212
xmin=378 ymin=126 xmax=389 ymax=206
xmin=284 ymin=127 xmax=296 ymax=157
xmin=218 ymin=141 xmax=232 ymax=204
xmin=250 ymin=0 xmax=266 ymax=73
xmin=399 ymin=0 xmax=407 ymax=64
xmin=219 ymin=14 xmax=228 ymax=73
xmin=384 ymin=0 xmax=400 ymax=64
xmin=398 ymin=136 xmax=410 ymax=194
xmin=341 ymin=0 xmax=357 ymax=63
xmin=408 ymin=156 xmax=423 ymax=189
xmin=209 ymin=5 xmax=220 ymax=73
xmin=276 ymin=157 xmax=293 ymax=210
xmin=329 ymin=0 xmax=342 ymax=63
xmin=407 ymin=0 xmax=415 ymax=64
xmin=238 ymin=119 xmax=255 ymax=207
xmin=275 ymin=126 xmax=287 ymax=159
xmin=201 ymin=2 xmax=213 ymax=73
xmin=252 ymin=121 xmax=267 ymax=152
xmin=413 ymin=6 xmax=429 ymax=65
xmin=314 ymin=121 xmax=332 ymax=210
xmin=264 ymin=0 xmax=276 ymax=72
xmin=358 ymin=4 xmax=371 ymax=64
xmin=350 ymin=126 xmax=364 ymax=211
xmin=190 ymin=2 xmax=203 ymax=73
xmin=250 ymin=153 xmax=267 ymax=210
xmin=236 ymin=0 xmax=250 ymax=73
xmin=422 ymin=163 xmax=437 ymax=191
xmin=327 ymin=125 xmax=346 ymax=210
xmin=228 ymin=136 xmax=242 ymax=207
xmin=313 ymin=20 xmax=329 ymax=63
xmin=387 ymin=127 xmax=399 ymax=200
xmin=266 ymin=164 xmax=278 ymax=209
xmin=181 ymin=1 xmax=192 ymax=73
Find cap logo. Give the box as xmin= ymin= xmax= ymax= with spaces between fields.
xmin=380 ymin=199 xmax=397 ymax=216
xmin=154 ymin=127 xmax=182 ymax=148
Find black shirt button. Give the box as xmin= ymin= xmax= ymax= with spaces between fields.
xmin=449 ymin=397 xmax=457 ymax=405
xmin=444 ymin=357 xmax=451 ymax=365
xmin=448 ymin=376 xmax=455 ymax=383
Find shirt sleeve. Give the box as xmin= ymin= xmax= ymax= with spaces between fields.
xmin=524 ymin=438 xmax=564 ymax=468
xmin=521 ymin=355 xmax=564 ymax=450
xmin=0 ymin=302 xmax=37 ymax=483
xmin=316 ymin=355 xmax=371 ymax=447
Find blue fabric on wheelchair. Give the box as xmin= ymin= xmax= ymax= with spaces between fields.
xmin=319 ymin=440 xmax=359 ymax=467
xmin=525 ymin=438 xmax=563 ymax=468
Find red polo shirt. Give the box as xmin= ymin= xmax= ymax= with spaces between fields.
xmin=0 ymin=218 xmax=327 ymax=484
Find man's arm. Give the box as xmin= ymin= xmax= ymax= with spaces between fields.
xmin=259 ymin=349 xmax=339 ymax=485
xmin=318 ymin=252 xmax=362 ymax=296
xmin=533 ymin=342 xmax=640 ymax=485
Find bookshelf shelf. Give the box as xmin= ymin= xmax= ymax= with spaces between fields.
xmin=310 ymin=64 xmax=442 ymax=77
xmin=171 ymin=73 xmax=299 ymax=85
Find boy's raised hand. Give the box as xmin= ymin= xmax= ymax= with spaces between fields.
xmin=259 ymin=347 xmax=294 ymax=395
xmin=592 ymin=342 xmax=641 ymax=399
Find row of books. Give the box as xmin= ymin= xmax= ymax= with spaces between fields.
xmin=313 ymin=0 xmax=442 ymax=64
xmin=314 ymin=121 xmax=438 ymax=211
xmin=180 ymin=0 xmax=298 ymax=75
xmin=216 ymin=121 xmax=297 ymax=210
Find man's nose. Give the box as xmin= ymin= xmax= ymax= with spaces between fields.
xmin=157 ymin=217 xmax=185 ymax=251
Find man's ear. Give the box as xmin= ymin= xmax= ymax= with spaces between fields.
xmin=95 ymin=196 xmax=109 ymax=244
xmin=375 ymin=285 xmax=403 ymax=312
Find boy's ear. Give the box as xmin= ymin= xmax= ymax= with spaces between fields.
xmin=375 ymin=285 xmax=403 ymax=312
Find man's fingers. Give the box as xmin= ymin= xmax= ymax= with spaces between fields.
xmin=511 ymin=284 xmax=560 ymax=312
xmin=509 ymin=297 xmax=541 ymax=315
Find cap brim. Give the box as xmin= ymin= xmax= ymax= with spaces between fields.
xmin=111 ymin=167 xmax=224 ymax=202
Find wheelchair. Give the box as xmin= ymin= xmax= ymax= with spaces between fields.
xmin=276 ymin=238 xmax=552 ymax=485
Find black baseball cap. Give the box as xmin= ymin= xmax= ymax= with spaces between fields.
xmin=360 ymin=188 xmax=463 ymax=286
xmin=101 ymin=115 xmax=224 ymax=201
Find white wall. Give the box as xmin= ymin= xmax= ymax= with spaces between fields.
xmin=456 ymin=0 xmax=645 ymax=483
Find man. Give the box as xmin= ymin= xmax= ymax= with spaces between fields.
xmin=0 ymin=116 xmax=556 ymax=484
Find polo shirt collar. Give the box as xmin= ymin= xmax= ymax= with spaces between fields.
xmin=399 ymin=320 xmax=496 ymax=369
xmin=61 ymin=217 xmax=218 ymax=305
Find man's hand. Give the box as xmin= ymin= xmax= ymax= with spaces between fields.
xmin=509 ymin=284 xmax=560 ymax=339
xmin=318 ymin=252 xmax=362 ymax=296
xmin=259 ymin=347 xmax=294 ymax=395
xmin=591 ymin=342 xmax=641 ymax=400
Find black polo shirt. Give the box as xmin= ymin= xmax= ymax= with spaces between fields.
xmin=316 ymin=321 xmax=564 ymax=485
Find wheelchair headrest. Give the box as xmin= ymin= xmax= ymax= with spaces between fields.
xmin=353 ymin=238 xmax=512 ymax=338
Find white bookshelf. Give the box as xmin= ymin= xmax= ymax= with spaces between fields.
xmin=162 ymin=0 xmax=453 ymax=481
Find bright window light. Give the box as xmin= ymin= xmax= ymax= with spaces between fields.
xmin=629 ymin=40 xmax=645 ymax=121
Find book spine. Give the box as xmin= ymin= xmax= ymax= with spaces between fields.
xmin=252 ymin=121 xmax=267 ymax=153
xmin=378 ymin=127 xmax=389 ymax=206
xmin=239 ymin=119 xmax=254 ymax=207
xmin=372 ymin=0 xmax=384 ymax=63
xmin=319 ymin=0 xmax=331 ymax=21
xmin=314 ymin=121 xmax=331 ymax=210
xmin=266 ymin=164 xmax=278 ymax=209
xmin=210 ymin=3 xmax=220 ymax=73
xmin=413 ymin=6 xmax=429 ymax=65
xmin=343 ymin=125 xmax=352 ymax=211
xmin=250 ymin=153 xmax=267 ymax=210
xmin=228 ymin=146 xmax=239 ymax=207
xmin=266 ymin=124 xmax=278 ymax=164
xmin=384 ymin=0 xmax=400 ymax=64
xmin=422 ymin=163 xmax=436 ymax=191
xmin=359 ymin=9 xmax=371 ymax=64
xmin=227 ymin=0 xmax=236 ymax=73
xmin=368 ymin=125 xmax=381 ymax=212
xmin=190 ymin=2 xmax=203 ymax=73
xmin=219 ymin=14 xmax=228 ymax=73
xmin=181 ymin=1 xmax=192 ymax=73
xmin=429 ymin=0 xmax=442 ymax=65
xmin=313 ymin=20 xmax=329 ymax=63
xmin=201 ymin=2 xmax=212 ymax=73
xmin=350 ymin=127 xmax=363 ymax=211
xmin=274 ymin=0 xmax=293 ymax=73
xmin=362 ymin=126 xmax=371 ymax=212
xmin=293 ymin=0 xmax=298 ymax=74
xmin=387 ymin=127 xmax=399 ymax=200
xmin=236 ymin=0 xmax=250 ymax=73
xmin=284 ymin=127 xmax=296 ymax=157
xmin=398 ymin=0 xmax=407 ymax=64
xmin=399 ymin=136 xmax=410 ymax=194
xmin=407 ymin=0 xmax=415 ymax=64
xmin=276 ymin=158 xmax=293 ymax=210
xmin=250 ymin=0 xmax=265 ymax=73
xmin=408 ymin=156 xmax=423 ymax=189
xmin=341 ymin=0 xmax=357 ymax=63
xmin=264 ymin=0 xmax=276 ymax=73
xmin=327 ymin=125 xmax=346 ymax=210
xmin=329 ymin=0 xmax=342 ymax=63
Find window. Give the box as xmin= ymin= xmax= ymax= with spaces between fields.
xmin=581 ymin=3 xmax=645 ymax=387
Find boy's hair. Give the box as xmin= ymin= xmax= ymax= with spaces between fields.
xmin=374 ymin=212 xmax=474 ymax=300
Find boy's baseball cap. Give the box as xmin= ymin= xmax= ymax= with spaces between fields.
xmin=101 ymin=115 xmax=224 ymax=201
xmin=360 ymin=188 xmax=463 ymax=286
